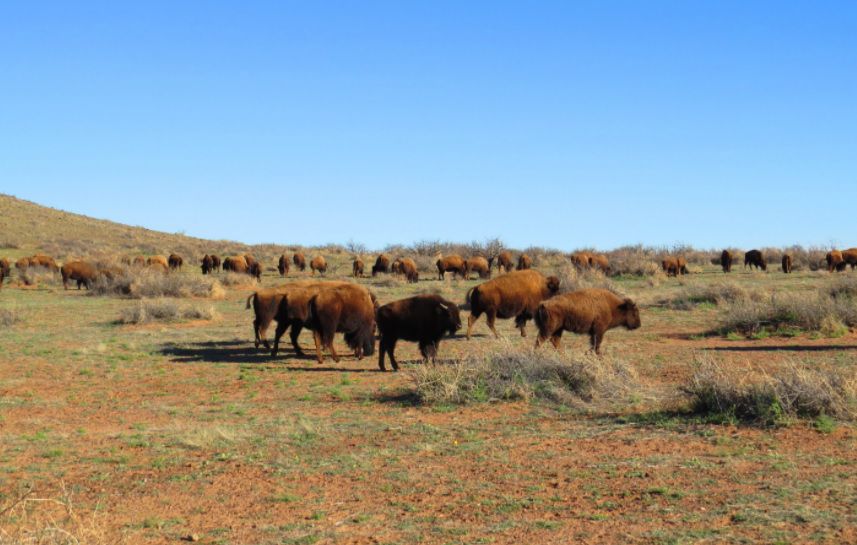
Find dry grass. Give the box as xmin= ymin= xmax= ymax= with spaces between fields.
xmin=718 ymin=291 xmax=856 ymax=336
xmin=90 ymin=269 xmax=225 ymax=299
xmin=556 ymin=263 xmax=618 ymax=294
xmin=664 ymin=281 xmax=761 ymax=310
xmin=0 ymin=308 xmax=21 ymax=327
xmin=216 ymin=271 xmax=258 ymax=288
xmin=119 ymin=299 xmax=219 ymax=324
xmin=683 ymin=355 xmax=856 ymax=423
xmin=17 ymin=267 xmax=60 ymax=287
xmin=409 ymin=344 xmax=636 ymax=407
xmin=605 ymin=245 xmax=661 ymax=277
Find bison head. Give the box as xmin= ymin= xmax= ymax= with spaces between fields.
xmin=438 ymin=302 xmax=462 ymax=335
xmin=620 ymin=299 xmax=641 ymax=330
xmin=546 ymin=276 xmax=561 ymax=294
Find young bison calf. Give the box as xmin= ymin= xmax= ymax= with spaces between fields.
xmin=376 ymin=294 xmax=462 ymax=371
xmin=535 ymin=288 xmax=640 ymax=354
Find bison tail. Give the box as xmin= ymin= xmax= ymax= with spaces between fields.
xmin=535 ymin=304 xmax=549 ymax=330
xmin=245 ymin=292 xmax=256 ymax=310
xmin=465 ymin=287 xmax=476 ymax=306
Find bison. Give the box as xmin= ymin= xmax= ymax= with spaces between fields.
xmin=720 ymin=250 xmax=733 ymax=273
xmin=376 ymin=294 xmax=462 ymax=371
xmin=310 ymin=256 xmax=327 ymax=275
xmin=590 ymin=254 xmax=611 ymax=273
xmin=464 ymin=256 xmax=491 ymax=279
xmin=248 ymin=261 xmax=263 ymax=280
xmin=0 ymin=257 xmax=9 ymax=289
xmin=132 ymin=256 xmax=147 ymax=267
xmin=466 ymin=269 xmax=560 ymax=339
xmin=293 ymin=252 xmax=307 ymax=272
xmin=661 ymin=257 xmax=680 ymax=277
xmin=826 ymin=250 xmax=845 ymax=272
xmin=496 ymin=251 xmax=513 ymax=273
xmin=744 ymin=250 xmax=767 ymax=271
xmin=210 ymin=254 xmax=221 ymax=271
xmin=278 ymin=254 xmax=290 ymax=277
xmin=148 ymin=255 xmax=169 ymax=269
xmin=398 ymin=257 xmax=419 ymax=283
xmin=436 ymin=255 xmax=466 ymax=280
xmin=569 ymin=252 xmax=592 ymax=269
xmin=516 ymin=254 xmax=533 ymax=270
xmin=201 ymin=254 xmax=214 ymax=275
xmin=29 ymin=255 xmax=59 ymax=272
xmin=391 ymin=258 xmax=402 ymax=276
xmin=352 ymin=258 xmax=365 ymax=277
xmin=61 ymin=261 xmax=98 ymax=290
xmin=676 ymin=257 xmax=688 ymax=275
xmin=244 ymin=255 xmax=258 ymax=270
xmin=842 ymin=248 xmax=857 ymax=270
xmin=535 ymin=288 xmax=641 ymax=354
xmin=372 ymin=254 xmax=391 ymax=276
xmin=223 ymin=255 xmax=249 ymax=274
xmin=168 ymin=254 xmax=183 ymax=270
xmin=307 ymin=283 xmax=376 ymax=364
xmin=782 ymin=254 xmax=793 ymax=274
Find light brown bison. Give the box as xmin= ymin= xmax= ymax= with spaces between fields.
xmin=15 ymin=257 xmax=31 ymax=270
xmin=436 ymin=255 xmax=466 ymax=280
xmin=61 ymin=261 xmax=98 ymax=290
xmin=676 ymin=256 xmax=688 ymax=275
xmin=278 ymin=254 xmax=290 ymax=277
xmin=201 ymin=254 xmax=214 ymax=275
xmin=826 ymin=250 xmax=845 ymax=272
xmin=168 ymin=253 xmax=183 ymax=270
xmin=842 ymin=248 xmax=857 ymax=270
xmin=516 ymin=254 xmax=533 ymax=270
xmin=307 ymin=283 xmax=376 ymax=364
xmin=223 ymin=255 xmax=249 ymax=273
xmin=0 ymin=257 xmax=9 ymax=289
xmin=720 ymin=250 xmax=733 ymax=273
xmin=210 ymin=254 xmax=221 ymax=271
xmin=569 ymin=252 xmax=592 ymax=269
xmin=391 ymin=258 xmax=402 ymax=275
xmin=148 ymin=255 xmax=169 ymax=269
xmin=496 ymin=251 xmax=513 ymax=273
xmin=148 ymin=261 xmax=169 ymax=274
xmin=661 ymin=257 xmax=680 ymax=277
xmin=29 ymin=255 xmax=59 ymax=272
xmin=372 ymin=254 xmax=391 ymax=276
xmin=293 ymin=252 xmax=307 ymax=271
xmin=744 ymin=250 xmax=766 ymax=271
xmin=466 ymin=269 xmax=560 ymax=339
xmin=398 ymin=257 xmax=419 ymax=283
xmin=120 ymin=256 xmax=132 ymax=266
xmin=244 ymin=254 xmax=258 ymax=268
xmin=535 ymin=288 xmax=641 ymax=354
xmin=352 ymin=258 xmax=365 ymax=277
xmin=377 ymin=294 xmax=462 ymax=371
xmin=132 ymin=256 xmax=147 ymax=267
xmin=782 ymin=254 xmax=793 ymax=273
xmin=590 ymin=254 xmax=611 ymax=273
xmin=310 ymin=255 xmax=327 ymax=275
xmin=464 ymin=256 xmax=491 ymax=279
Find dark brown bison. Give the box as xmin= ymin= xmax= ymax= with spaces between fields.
xmin=782 ymin=254 xmax=793 ymax=273
xmin=201 ymin=254 xmax=214 ymax=275
xmin=826 ymin=250 xmax=845 ymax=272
xmin=248 ymin=261 xmax=262 ymax=280
xmin=398 ymin=257 xmax=419 ymax=283
xmin=148 ymin=255 xmax=169 ymax=269
xmin=391 ymin=258 xmax=402 ymax=275
xmin=310 ymin=256 xmax=327 ymax=275
xmin=293 ymin=252 xmax=307 ymax=272
xmin=842 ymin=248 xmax=857 ymax=270
xmin=466 ymin=269 xmax=560 ymax=339
xmin=436 ymin=255 xmax=466 ymax=280
xmin=516 ymin=254 xmax=533 ymax=270
xmin=248 ymin=280 xmax=348 ymax=354
xmin=661 ymin=257 xmax=680 ymax=277
xmin=244 ymin=255 xmax=258 ymax=269
xmin=0 ymin=257 xmax=10 ymax=289
xmin=307 ymin=283 xmax=376 ymax=364
xmin=535 ymin=288 xmax=641 ymax=354
xmin=168 ymin=254 xmax=183 ymax=270
xmin=352 ymin=258 xmax=365 ymax=277
xmin=278 ymin=254 xmax=290 ymax=276
xmin=744 ymin=250 xmax=766 ymax=271
xmin=377 ymin=294 xmax=462 ymax=371
xmin=210 ymin=254 xmax=221 ymax=271
xmin=223 ymin=255 xmax=249 ymax=273
xmin=61 ymin=261 xmax=98 ymax=290
xmin=464 ymin=256 xmax=491 ymax=279
xmin=720 ymin=250 xmax=733 ymax=273
xmin=496 ymin=251 xmax=513 ymax=273
xmin=372 ymin=254 xmax=391 ymax=276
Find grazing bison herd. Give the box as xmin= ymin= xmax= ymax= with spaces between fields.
xmin=2 ymin=246 xmax=856 ymax=370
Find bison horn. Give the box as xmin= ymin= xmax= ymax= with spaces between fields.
xmin=438 ymin=303 xmax=448 ymax=311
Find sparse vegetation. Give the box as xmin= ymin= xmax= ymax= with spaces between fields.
xmin=119 ymin=299 xmax=219 ymax=324
xmin=90 ymin=269 xmax=225 ymax=299
xmin=718 ymin=290 xmax=857 ymax=337
xmin=0 ymin=308 xmax=21 ymax=327
xmin=664 ymin=282 xmax=760 ymax=310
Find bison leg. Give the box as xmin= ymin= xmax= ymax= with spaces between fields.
xmin=379 ymin=336 xmax=398 ymax=371
xmin=290 ymin=324 xmax=306 ymax=356
xmin=590 ymin=328 xmax=605 ymax=355
xmin=550 ymin=333 xmax=562 ymax=349
xmin=466 ymin=311 xmax=481 ymax=340
xmin=313 ymin=330 xmax=325 ymax=363
xmin=418 ymin=340 xmax=438 ymax=362
xmin=324 ymin=332 xmax=341 ymax=363
xmin=271 ymin=320 xmax=290 ymax=357
xmin=486 ymin=311 xmax=499 ymax=339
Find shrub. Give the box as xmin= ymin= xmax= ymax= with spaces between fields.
xmin=17 ymin=267 xmax=59 ymax=287
xmin=119 ymin=299 xmax=219 ymax=324
xmin=0 ymin=308 xmax=21 ymax=327
xmin=718 ymin=291 xmax=854 ymax=336
xmin=664 ymin=282 xmax=757 ymax=310
xmin=683 ymin=355 xmax=856 ymax=423
xmin=90 ymin=269 xmax=225 ymax=299
xmin=217 ymin=271 xmax=258 ymax=288
xmin=556 ymin=263 xmax=618 ymax=294
xmin=605 ymin=245 xmax=661 ymax=277
xmin=409 ymin=345 xmax=636 ymax=406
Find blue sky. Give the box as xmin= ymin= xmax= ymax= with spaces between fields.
xmin=2 ymin=2 xmax=855 ymax=250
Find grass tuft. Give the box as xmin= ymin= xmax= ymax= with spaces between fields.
xmin=119 ymin=299 xmax=219 ymax=324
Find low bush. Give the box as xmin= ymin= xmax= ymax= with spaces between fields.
xmin=119 ymin=299 xmax=219 ymax=324
xmin=556 ymin=264 xmax=618 ymax=294
xmin=664 ymin=282 xmax=759 ymax=310
xmin=90 ymin=268 xmax=225 ymax=299
xmin=718 ymin=291 xmax=855 ymax=336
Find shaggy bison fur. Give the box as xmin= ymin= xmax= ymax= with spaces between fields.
xmin=352 ymin=258 xmax=365 ymax=277
xmin=376 ymin=294 xmax=461 ymax=371
xmin=308 ymin=283 xmax=376 ymax=364
xmin=782 ymin=254 xmax=793 ymax=273
xmin=278 ymin=254 xmax=290 ymax=277
xmin=516 ymin=254 xmax=533 ymax=270
xmin=398 ymin=257 xmax=419 ymax=283
xmin=466 ymin=269 xmax=560 ymax=339
xmin=535 ymin=288 xmax=641 ymax=354
xmin=168 ymin=254 xmax=183 ymax=270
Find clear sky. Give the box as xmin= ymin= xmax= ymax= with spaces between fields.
xmin=2 ymin=2 xmax=855 ymax=250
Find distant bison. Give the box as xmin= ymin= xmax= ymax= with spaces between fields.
xmin=244 ymin=255 xmax=258 ymax=269
xmin=377 ymin=294 xmax=462 ymax=371
xmin=676 ymin=257 xmax=688 ymax=275
xmin=398 ymin=257 xmax=419 ymax=283
xmin=466 ymin=269 xmax=560 ymax=339
xmin=307 ymin=283 xmax=376 ymax=364
xmin=496 ymin=251 xmax=513 ymax=273
xmin=661 ymin=257 xmax=680 ymax=277
xmin=310 ymin=256 xmax=327 ymax=275
xmin=391 ymin=258 xmax=402 ymax=276
xmin=781 ymin=254 xmax=793 ymax=274
xmin=535 ymin=288 xmax=641 ymax=354
xmin=516 ymin=254 xmax=533 ymax=271
xmin=464 ymin=256 xmax=491 ymax=279
xmin=278 ymin=254 xmax=290 ymax=277
xmin=826 ymin=250 xmax=845 ymax=272
xmin=210 ymin=255 xmax=221 ymax=271
xmin=372 ymin=254 xmax=391 ymax=276
xmin=436 ymin=255 xmax=466 ymax=280
xmin=132 ymin=256 xmax=147 ymax=267
xmin=842 ymin=248 xmax=857 ymax=270
xmin=148 ymin=255 xmax=169 ymax=269
xmin=223 ymin=255 xmax=249 ymax=274
xmin=744 ymin=250 xmax=767 ymax=271
xmin=30 ymin=255 xmax=59 ymax=272
xmin=61 ymin=261 xmax=98 ymax=290
xmin=720 ymin=250 xmax=733 ymax=273
xmin=352 ymin=258 xmax=365 ymax=277
xmin=590 ymin=254 xmax=611 ymax=273
xmin=293 ymin=252 xmax=307 ymax=272
xmin=201 ymin=254 xmax=214 ymax=275
xmin=168 ymin=254 xmax=183 ymax=270
xmin=0 ymin=258 xmax=10 ymax=289
xmin=569 ymin=252 xmax=592 ymax=269
xmin=248 ymin=261 xmax=263 ymax=281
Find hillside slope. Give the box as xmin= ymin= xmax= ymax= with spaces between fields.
xmin=0 ymin=194 xmax=252 ymax=259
